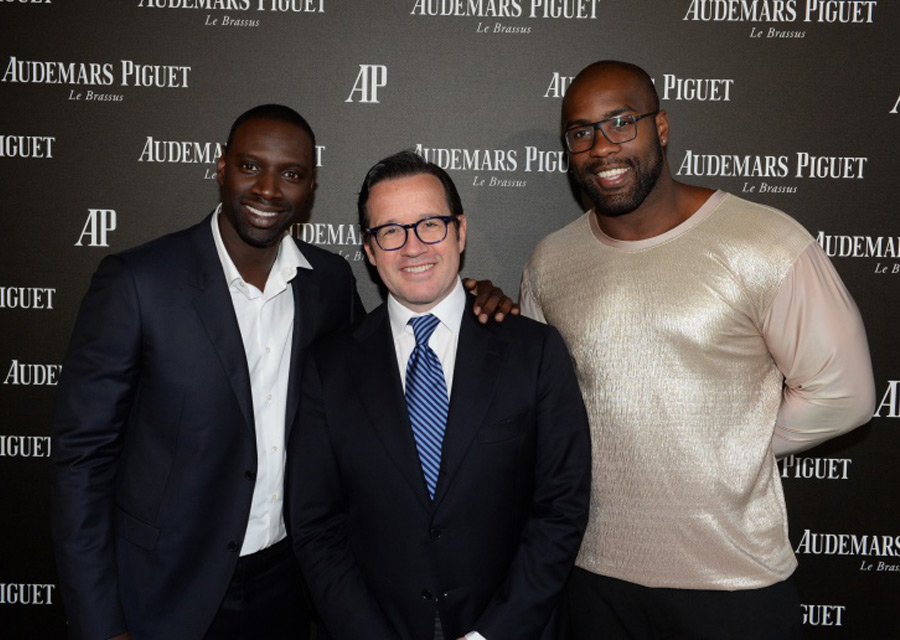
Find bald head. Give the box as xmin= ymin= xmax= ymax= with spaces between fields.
xmin=562 ymin=61 xmax=660 ymax=130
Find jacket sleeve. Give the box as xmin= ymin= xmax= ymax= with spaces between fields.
xmin=287 ymin=352 xmax=398 ymax=640
xmin=474 ymin=326 xmax=592 ymax=639
xmin=50 ymin=255 xmax=141 ymax=640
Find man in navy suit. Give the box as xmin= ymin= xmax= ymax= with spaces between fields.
xmin=289 ymin=151 xmax=591 ymax=640
xmin=50 ymin=104 xmax=363 ymax=640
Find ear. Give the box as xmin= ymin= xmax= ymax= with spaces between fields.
xmin=216 ymin=150 xmax=227 ymax=186
xmin=363 ymin=237 xmax=377 ymax=266
xmin=655 ymin=110 xmax=669 ymax=147
xmin=456 ymin=214 xmax=467 ymax=254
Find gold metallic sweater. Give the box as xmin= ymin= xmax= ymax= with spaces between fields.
xmin=521 ymin=191 xmax=874 ymax=589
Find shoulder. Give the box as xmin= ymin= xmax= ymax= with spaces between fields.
xmin=292 ymin=238 xmax=351 ymax=272
xmin=712 ymin=192 xmax=813 ymax=251
xmin=315 ymin=302 xmax=383 ymax=354
xmin=106 ymin=217 xmax=207 ymax=271
xmin=468 ymin=305 xmax=566 ymax=351
xmin=528 ymin=212 xmax=592 ymax=263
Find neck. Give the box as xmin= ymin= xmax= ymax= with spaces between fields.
xmin=594 ymin=173 xmax=714 ymax=241
xmin=218 ymin=217 xmax=280 ymax=291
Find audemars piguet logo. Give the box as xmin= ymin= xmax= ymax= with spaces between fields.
xmin=779 ymin=455 xmax=851 ymax=479
xmin=410 ymin=0 xmax=600 ymax=18
xmin=2 ymin=57 xmax=190 ymax=87
xmin=138 ymin=0 xmax=324 ymax=11
xmin=414 ymin=143 xmax=567 ymax=189
xmin=544 ymin=72 xmax=735 ymax=101
xmin=544 ymin=72 xmax=574 ymax=98
xmin=0 ymin=286 xmax=56 ymax=310
xmin=683 ymin=0 xmax=876 ymax=22
xmin=678 ymin=150 xmax=867 ymax=197
xmin=0 ymin=584 xmax=55 ymax=606
xmin=801 ymin=604 xmax=846 ymax=627
xmin=677 ymin=151 xmax=866 ymax=179
xmin=0 ymin=435 xmax=51 ymax=458
xmin=137 ymin=138 xmax=324 ymax=180
xmin=795 ymin=530 xmax=900 ymax=556
xmin=346 ymin=65 xmax=387 ymax=104
xmin=3 ymin=360 xmax=62 ymax=386
xmin=138 ymin=137 xmax=224 ymax=164
xmin=683 ymin=1 xmax=877 ymax=39
xmin=292 ymin=223 xmax=363 ymax=261
xmin=874 ymin=380 xmax=899 ymax=418
xmin=2 ymin=57 xmax=191 ymax=102
xmin=412 ymin=0 xmax=599 ymax=34
xmin=75 ymin=209 xmax=117 ymax=247
xmin=815 ymin=231 xmax=900 ymax=275
xmin=0 ymin=135 xmax=55 ymax=159
xmin=660 ymin=74 xmax=734 ymax=101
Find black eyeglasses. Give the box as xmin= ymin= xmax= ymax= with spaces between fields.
xmin=564 ymin=111 xmax=659 ymax=153
xmin=366 ymin=216 xmax=455 ymax=251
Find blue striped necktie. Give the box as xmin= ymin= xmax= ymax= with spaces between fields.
xmin=405 ymin=314 xmax=449 ymax=500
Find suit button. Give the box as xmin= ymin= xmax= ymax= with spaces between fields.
xmin=227 ymin=541 xmax=239 ymax=552
xmin=244 ymin=470 xmax=256 ymax=481
xmin=430 ymin=528 xmax=442 ymax=540
xmin=421 ymin=589 xmax=433 ymax=601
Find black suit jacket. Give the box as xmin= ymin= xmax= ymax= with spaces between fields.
xmin=50 ymin=214 xmax=364 ymax=640
xmin=288 ymin=300 xmax=591 ymax=640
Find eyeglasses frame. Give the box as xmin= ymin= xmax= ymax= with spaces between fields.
xmin=564 ymin=111 xmax=660 ymax=153
xmin=365 ymin=215 xmax=457 ymax=252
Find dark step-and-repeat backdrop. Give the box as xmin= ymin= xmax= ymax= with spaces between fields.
xmin=2 ymin=1 xmax=897 ymax=637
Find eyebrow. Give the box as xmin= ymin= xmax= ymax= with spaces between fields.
xmin=371 ymin=212 xmax=449 ymax=227
xmin=565 ymin=105 xmax=640 ymax=129
xmin=233 ymin=152 xmax=309 ymax=169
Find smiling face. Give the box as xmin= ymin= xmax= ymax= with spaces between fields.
xmin=563 ymin=64 xmax=668 ymax=218
xmin=216 ymin=117 xmax=315 ymax=252
xmin=363 ymin=173 xmax=466 ymax=313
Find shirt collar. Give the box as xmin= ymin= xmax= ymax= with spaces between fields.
xmin=211 ymin=204 xmax=313 ymax=291
xmin=387 ymin=277 xmax=465 ymax=340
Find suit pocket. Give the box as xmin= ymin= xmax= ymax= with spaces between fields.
xmin=476 ymin=411 xmax=529 ymax=444
xmin=115 ymin=506 xmax=161 ymax=550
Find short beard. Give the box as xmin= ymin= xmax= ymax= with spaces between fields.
xmin=576 ymin=140 xmax=664 ymax=217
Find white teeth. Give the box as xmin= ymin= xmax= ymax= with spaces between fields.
xmin=597 ymin=167 xmax=629 ymax=179
xmin=246 ymin=204 xmax=278 ymax=218
xmin=403 ymin=264 xmax=434 ymax=273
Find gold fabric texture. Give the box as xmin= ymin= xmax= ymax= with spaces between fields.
xmin=521 ymin=192 xmax=815 ymax=589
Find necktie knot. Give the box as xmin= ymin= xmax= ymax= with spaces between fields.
xmin=409 ymin=314 xmax=440 ymax=347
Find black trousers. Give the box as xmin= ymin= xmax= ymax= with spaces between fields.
xmin=566 ymin=567 xmax=804 ymax=640
xmin=203 ymin=539 xmax=315 ymax=640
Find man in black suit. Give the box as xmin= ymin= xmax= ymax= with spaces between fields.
xmin=50 ymin=104 xmax=361 ymax=640
xmin=289 ymin=151 xmax=591 ymax=640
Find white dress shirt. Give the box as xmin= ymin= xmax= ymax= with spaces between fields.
xmin=211 ymin=207 xmax=312 ymax=556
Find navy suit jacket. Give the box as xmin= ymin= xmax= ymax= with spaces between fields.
xmin=50 ymin=214 xmax=364 ymax=640
xmin=288 ymin=300 xmax=591 ymax=640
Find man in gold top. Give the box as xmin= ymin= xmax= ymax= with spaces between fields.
xmin=520 ymin=60 xmax=876 ymax=639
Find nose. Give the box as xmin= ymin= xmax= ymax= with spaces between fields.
xmin=401 ymin=228 xmax=428 ymax=256
xmin=588 ymin=127 xmax=620 ymax=158
xmin=253 ymin=171 xmax=281 ymax=200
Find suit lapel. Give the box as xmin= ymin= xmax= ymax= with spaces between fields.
xmin=188 ymin=216 xmax=255 ymax=435
xmin=284 ymin=267 xmax=321 ymax=439
xmin=350 ymin=306 xmax=432 ymax=510
xmin=432 ymin=309 xmax=507 ymax=507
